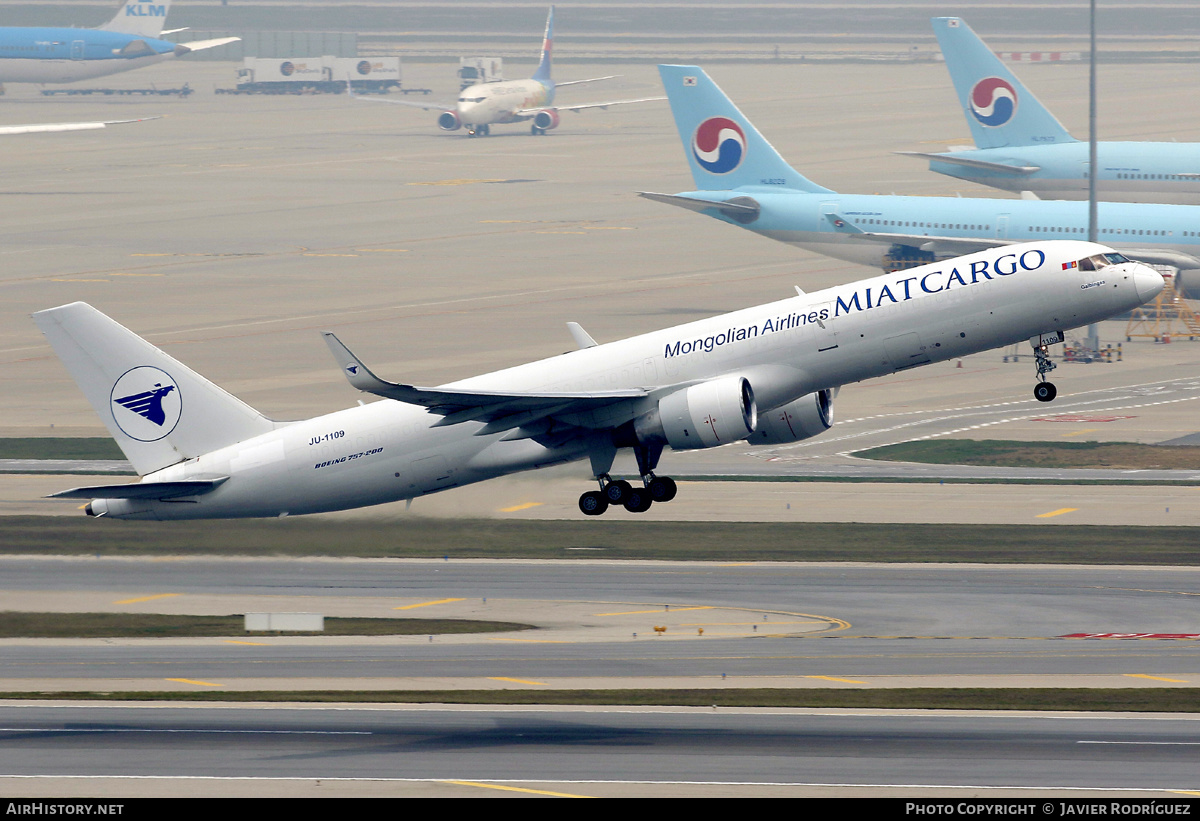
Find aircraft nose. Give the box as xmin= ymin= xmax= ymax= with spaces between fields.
xmin=1132 ymin=264 xmax=1165 ymax=303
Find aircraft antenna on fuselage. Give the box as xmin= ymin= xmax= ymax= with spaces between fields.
xmin=532 ymin=6 xmax=554 ymax=82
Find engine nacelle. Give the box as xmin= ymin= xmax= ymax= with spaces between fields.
xmin=532 ymin=109 xmax=560 ymax=131
xmin=746 ymin=389 xmax=834 ymax=446
xmin=437 ymin=111 xmax=462 ymax=131
xmin=635 ymin=376 xmax=756 ymax=450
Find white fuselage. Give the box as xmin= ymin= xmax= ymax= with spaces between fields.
xmin=94 ymin=241 xmax=1161 ymax=520
xmin=457 ymin=78 xmax=552 ymax=126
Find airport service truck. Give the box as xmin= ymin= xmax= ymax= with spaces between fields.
xmin=221 ymin=57 xmax=428 ymax=95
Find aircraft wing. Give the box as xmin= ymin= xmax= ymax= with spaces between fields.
xmin=175 ymin=37 xmax=241 ymax=54
xmin=821 ymin=212 xmax=1017 ymax=255
xmin=49 ymin=478 xmax=228 ymax=501
xmin=895 ymin=151 xmax=1040 ymax=175
xmin=323 ymin=332 xmax=651 ymax=434
xmin=554 ymin=75 xmax=619 ymax=88
xmin=347 ymin=82 xmax=456 ymax=111
xmin=516 ymin=96 xmax=665 ymax=116
xmin=0 ymin=117 xmax=160 ymax=135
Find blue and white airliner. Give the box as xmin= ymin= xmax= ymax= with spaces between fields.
xmin=641 ymin=65 xmax=1200 ymax=274
xmin=350 ymin=6 xmax=662 ymax=137
xmin=0 ymin=1 xmax=237 ymax=85
xmin=896 ymin=17 xmax=1200 ymax=204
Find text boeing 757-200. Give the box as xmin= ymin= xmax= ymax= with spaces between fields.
xmin=641 ymin=65 xmax=1200 ymax=275
xmin=35 ymin=240 xmax=1162 ymax=520
xmin=349 ymin=7 xmax=662 ymax=137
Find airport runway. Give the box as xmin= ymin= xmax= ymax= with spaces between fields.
xmin=1 ymin=703 xmax=1197 ymax=797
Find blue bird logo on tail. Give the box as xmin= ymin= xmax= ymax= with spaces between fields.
xmin=109 ymin=366 xmax=182 ymax=442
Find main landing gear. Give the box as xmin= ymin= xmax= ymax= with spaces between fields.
xmin=578 ymin=473 xmax=678 ymax=516
xmin=578 ymin=439 xmax=678 ymax=516
xmin=1032 ymin=336 xmax=1059 ymax=402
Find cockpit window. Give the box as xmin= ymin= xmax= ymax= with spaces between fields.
xmin=1103 ymin=252 xmax=1130 ymax=264
xmin=1078 ymin=252 xmax=1127 ymax=271
xmin=457 ymin=96 xmax=485 ymax=103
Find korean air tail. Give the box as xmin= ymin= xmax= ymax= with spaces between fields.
xmin=531 ymin=5 xmax=554 ymax=82
xmin=657 ymin=64 xmax=832 ymax=194
xmin=933 ymin=17 xmax=1075 ymax=150
xmin=100 ymin=0 xmax=173 ymax=39
xmin=33 ymin=302 xmax=276 ymax=476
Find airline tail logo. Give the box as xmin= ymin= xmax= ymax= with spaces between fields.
xmin=969 ymin=77 xmax=1018 ymax=127
xmin=692 ymin=117 xmax=746 ymax=174
xmin=110 ymin=366 xmax=181 ymax=442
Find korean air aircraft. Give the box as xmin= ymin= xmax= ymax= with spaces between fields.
xmin=642 ymin=65 xmax=1200 ymax=274
xmin=0 ymin=1 xmax=238 ymax=84
xmin=35 ymin=240 xmax=1162 ymax=520
xmin=896 ymin=17 xmax=1200 ymax=204
xmin=350 ymin=7 xmax=662 ymax=137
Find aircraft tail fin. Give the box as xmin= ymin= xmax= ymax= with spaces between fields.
xmin=657 ymin=65 xmax=833 ymax=194
xmin=33 ymin=302 xmax=276 ymax=477
xmin=100 ymin=1 xmax=172 ymax=38
xmin=532 ymin=6 xmax=554 ymax=82
xmin=933 ymin=17 xmax=1076 ymax=149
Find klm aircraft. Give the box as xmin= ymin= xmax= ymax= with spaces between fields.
xmin=0 ymin=1 xmax=237 ymax=84
xmin=897 ymin=17 xmax=1200 ymax=204
xmin=351 ymin=7 xmax=662 ymax=137
xmin=641 ymin=65 xmax=1200 ymax=274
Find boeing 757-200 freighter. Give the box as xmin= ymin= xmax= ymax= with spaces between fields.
xmin=350 ymin=7 xmax=662 ymax=136
xmin=0 ymin=1 xmax=238 ymax=84
xmin=897 ymin=18 xmax=1200 ymax=204
xmin=36 ymin=240 xmax=1162 ymax=520
xmin=642 ymin=66 xmax=1200 ymax=275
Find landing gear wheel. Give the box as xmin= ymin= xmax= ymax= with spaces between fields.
xmin=1034 ymin=381 xmax=1057 ymax=403
xmin=647 ymin=476 xmax=677 ymax=503
xmin=531 ymin=124 xmax=542 ymax=135
xmin=604 ymin=479 xmax=632 ymax=505
xmin=480 ymin=124 xmax=490 ymax=136
xmin=579 ymin=491 xmax=608 ymax=516
xmin=466 ymin=127 xmax=477 ymax=137
xmin=623 ymin=487 xmax=653 ymax=513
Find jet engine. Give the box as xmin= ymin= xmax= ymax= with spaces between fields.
xmin=437 ymin=111 xmax=462 ymax=131
xmin=745 ymin=389 xmax=834 ymax=445
xmin=634 ymin=376 xmax=756 ymax=450
xmin=532 ymin=109 xmax=560 ymax=131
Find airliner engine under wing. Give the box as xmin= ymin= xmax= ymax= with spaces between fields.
xmin=350 ymin=7 xmax=662 ymax=136
xmin=896 ymin=17 xmax=1200 ymax=204
xmin=35 ymin=240 xmax=1163 ymax=520
xmin=642 ymin=65 xmax=1200 ymax=274
xmin=0 ymin=1 xmax=238 ymax=84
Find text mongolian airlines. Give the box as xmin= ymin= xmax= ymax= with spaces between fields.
xmin=36 ymin=240 xmax=1162 ymax=520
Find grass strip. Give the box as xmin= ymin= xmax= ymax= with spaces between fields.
xmin=1 ymin=688 xmax=1197 ymax=712
xmin=0 ymin=613 xmax=532 ymax=639
xmin=2 ymin=516 xmax=1198 ymax=565
xmin=857 ymin=439 xmax=1200 ymax=470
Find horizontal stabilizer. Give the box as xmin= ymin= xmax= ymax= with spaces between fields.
xmin=567 ymin=322 xmax=598 ymax=349
xmin=639 ymin=191 xmax=761 ymax=220
xmin=895 ymin=151 xmax=1039 ymax=175
xmin=50 ymin=477 xmax=228 ymax=501
xmin=520 ymin=96 xmax=666 ymax=116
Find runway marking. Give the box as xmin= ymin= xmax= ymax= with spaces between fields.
xmin=301 ymin=253 xmax=359 ymax=257
xmin=805 ymin=675 xmax=869 ymax=684
xmin=224 ymin=640 xmax=269 ymax=646
xmin=1060 ymin=429 xmax=1099 ymax=437
xmin=1125 ymin=674 xmax=1190 ymax=683
xmin=50 ymin=279 xmax=107 ymax=282
xmin=1036 ymin=507 xmax=1078 ymax=518
xmin=499 ymin=502 xmax=543 ymax=512
xmin=593 ymin=607 xmax=714 ymax=616
xmin=488 ymin=677 xmax=549 ymax=686
xmin=114 ymin=593 xmax=179 ymax=604
xmin=166 ymin=678 xmax=223 ymax=688
xmin=394 ymin=598 xmax=465 ymax=610
xmin=443 ymin=781 xmax=591 ymax=798
xmin=355 ymin=249 xmax=409 ymax=253
xmin=681 ymin=621 xmax=823 ymax=626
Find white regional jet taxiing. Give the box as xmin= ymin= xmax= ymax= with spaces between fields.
xmin=349 ymin=6 xmax=662 ymax=136
xmin=36 ymin=240 xmax=1162 ymax=520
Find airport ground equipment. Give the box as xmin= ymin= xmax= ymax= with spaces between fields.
xmin=219 ymin=57 xmax=427 ymax=95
